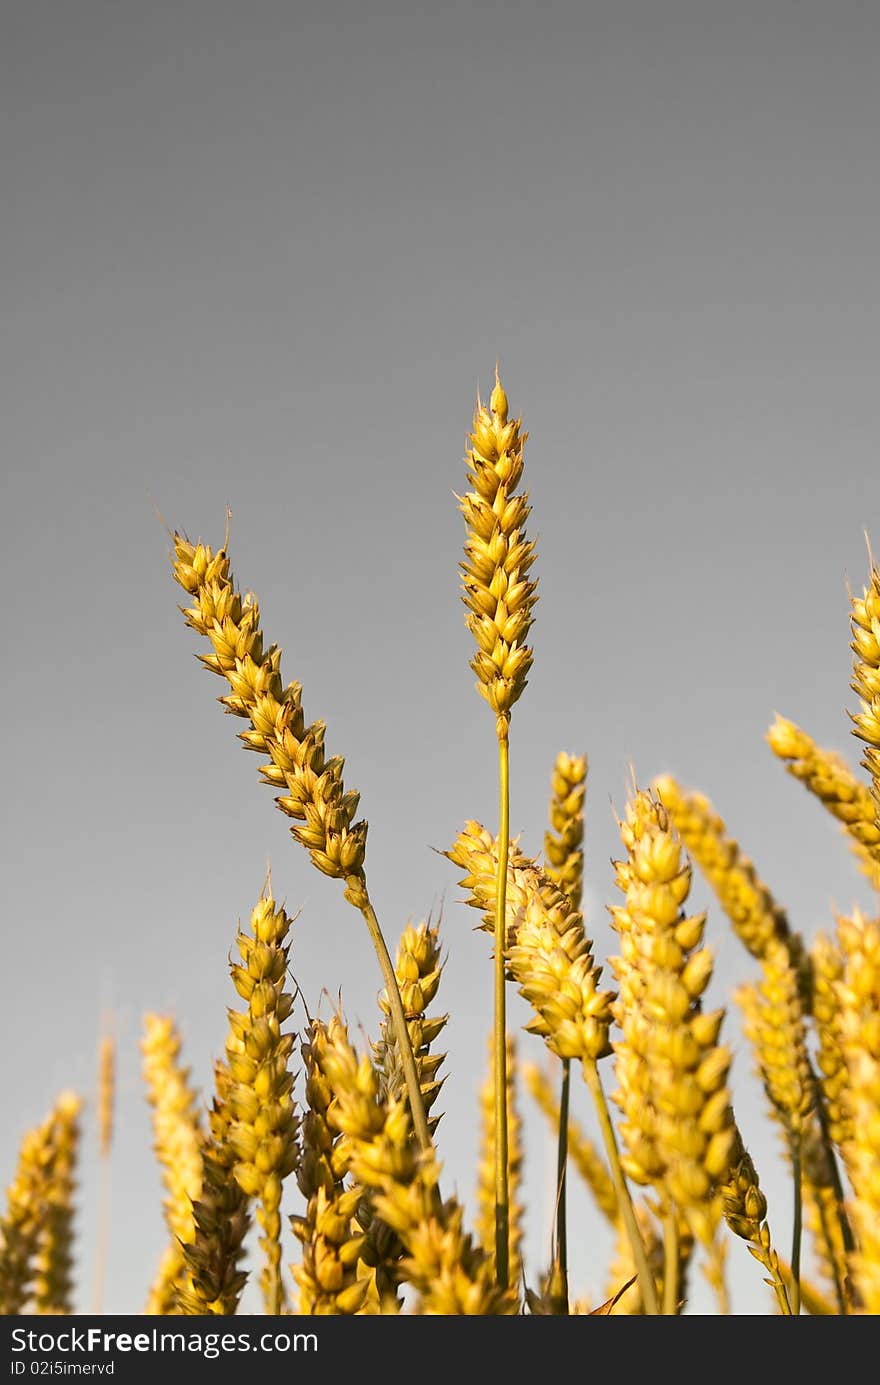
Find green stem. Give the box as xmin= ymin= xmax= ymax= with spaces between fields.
xmin=582 ymin=1059 xmax=660 ymax=1316
xmin=358 ymin=894 xmax=433 ymax=1154
xmin=494 ymin=726 xmax=511 ymax=1290
xmin=791 ymin=1136 xmax=803 ymax=1317
xmin=555 ymin=1059 xmax=570 ymax=1313
xmin=662 ymin=1208 xmax=679 ymax=1315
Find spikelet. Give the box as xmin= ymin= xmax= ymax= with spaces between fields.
xmin=290 ymin=1016 xmax=372 ymax=1316
xmin=476 ymin=1033 xmax=524 ymax=1285
xmin=653 ymin=774 xmax=811 ymax=1002
xmin=31 ymin=1093 xmax=81 ymax=1315
xmin=720 ymin=1138 xmax=791 ymax=1314
xmin=446 ymin=823 xmax=614 ymax=1064
xmin=141 ymin=1015 xmax=205 ymax=1314
xmin=544 ymin=752 xmax=587 ymax=910
xmin=459 ymin=372 xmax=538 ymax=733
xmin=834 ymin=909 xmax=880 ymax=1312
xmin=224 ymin=892 xmax=300 ymax=1314
xmin=170 ymin=535 xmax=367 ymax=894
xmin=176 ymin=1053 xmax=252 ymax=1315
xmin=320 ymin=1019 xmax=517 ymax=1314
xmin=849 ymin=557 xmax=880 ymax=841
xmin=767 ymin=715 xmax=880 ymax=889
xmin=608 ymin=789 xmax=737 ymax=1254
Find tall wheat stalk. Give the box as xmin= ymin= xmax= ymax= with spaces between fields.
xmin=458 ymin=370 xmax=538 ymax=1287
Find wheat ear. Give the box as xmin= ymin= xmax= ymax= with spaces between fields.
xmin=176 ymin=1052 xmax=252 ymax=1315
xmin=446 ymin=822 xmax=658 ymax=1311
xmin=736 ymin=948 xmax=815 ymax=1314
xmin=720 ymin=1137 xmax=792 ymax=1314
xmin=767 ymin=714 xmax=880 ymax=889
xmin=833 ymin=909 xmax=880 ymax=1312
xmin=290 ymin=1015 xmax=373 ymax=1315
xmin=849 ymin=557 xmax=880 ymax=840
xmin=320 ymin=1018 xmax=517 ymax=1314
xmin=0 ymin=1094 xmax=82 ymax=1315
xmin=652 ymin=774 xmax=811 ymax=999
xmin=141 ymin=1015 xmax=205 ymax=1314
xmin=542 ymin=749 xmax=587 ymax=1309
xmin=224 ymin=891 xmax=300 ymax=1314
xmin=609 ymin=788 xmax=736 ymax=1313
xmin=170 ymin=533 xmax=430 ymax=1155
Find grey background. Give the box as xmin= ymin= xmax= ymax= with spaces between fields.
xmin=3 ymin=0 xmax=878 ymax=1315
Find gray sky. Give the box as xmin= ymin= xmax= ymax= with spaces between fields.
xmin=3 ymin=0 xmax=879 ymax=1315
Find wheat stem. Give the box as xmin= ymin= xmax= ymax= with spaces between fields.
xmin=582 ymin=1059 xmax=660 ymax=1316
xmin=791 ymin=1137 xmax=803 ymax=1316
xmin=555 ymin=1059 xmax=570 ymax=1312
xmin=493 ymin=726 xmax=511 ymax=1289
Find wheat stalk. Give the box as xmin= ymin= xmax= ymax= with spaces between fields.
xmin=459 ymin=370 xmax=538 ymax=1288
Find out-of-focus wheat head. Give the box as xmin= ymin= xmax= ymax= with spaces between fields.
xmin=170 ymin=537 xmax=367 ymax=892
xmin=141 ymin=1015 xmax=205 ymax=1314
xmin=0 ymin=1093 xmax=82 ymax=1316
xmin=31 ymin=1093 xmax=81 ymax=1316
xmin=767 ymin=715 xmax=880 ymax=890
xmin=459 ymin=373 xmax=537 ymax=734
xmin=849 ymin=557 xmax=880 ymax=841
xmin=736 ymin=945 xmax=814 ymax=1150
xmin=609 ymin=789 xmax=736 ymax=1258
xmin=544 ymin=752 xmax=587 ymax=911
xmin=225 ymin=892 xmax=299 ymax=1314
xmin=834 ymin=909 xmax=880 ymax=1312
xmin=97 ymin=1036 xmax=115 ymax=1162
